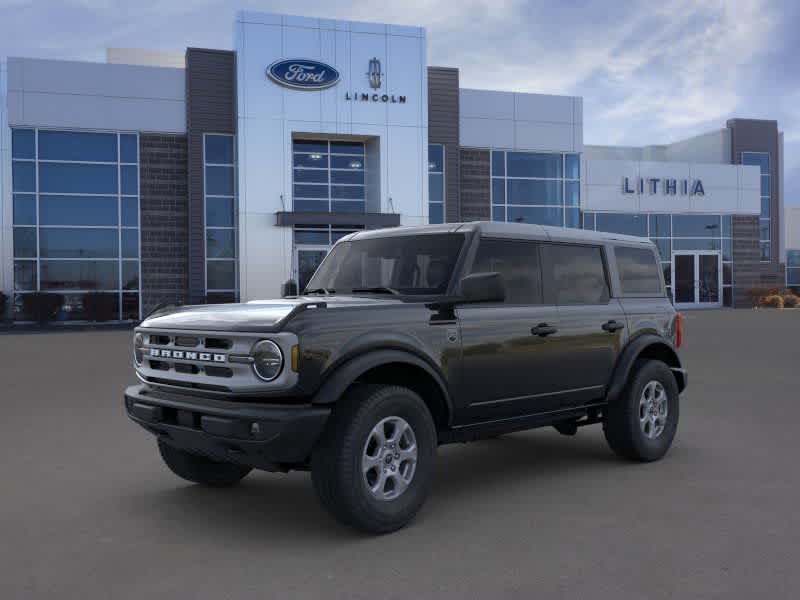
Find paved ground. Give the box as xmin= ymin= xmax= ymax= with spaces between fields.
xmin=1 ymin=309 xmax=799 ymax=599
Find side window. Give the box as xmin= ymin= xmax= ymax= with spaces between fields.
xmin=469 ymin=238 xmax=542 ymax=304
xmin=541 ymin=243 xmax=610 ymax=305
xmin=615 ymin=246 xmax=663 ymax=295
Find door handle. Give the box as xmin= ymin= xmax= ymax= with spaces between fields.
xmin=531 ymin=323 xmax=558 ymax=337
xmin=602 ymin=320 xmax=625 ymax=333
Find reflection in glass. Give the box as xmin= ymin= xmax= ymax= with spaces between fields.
xmin=13 ymin=228 xmax=37 ymax=258
xmin=507 ymin=180 xmax=562 ymax=206
xmin=40 ymin=195 xmax=118 ymax=226
xmin=12 ymin=129 xmax=35 ymax=159
xmin=206 ymin=197 xmax=235 ymax=227
xmin=40 ymin=228 xmax=118 ymax=258
xmin=205 ymin=166 xmax=235 ymax=196
xmin=206 ymin=229 xmax=236 ymax=259
xmin=13 ymin=194 xmax=36 ymax=225
xmin=507 ymin=152 xmax=562 ymax=178
xmin=38 ymin=130 xmax=117 ymax=162
xmin=205 ymin=135 xmax=234 ymax=164
xmin=39 ymin=163 xmax=118 ymax=194
xmin=595 ymin=213 xmax=647 ymax=237
xmin=207 ymin=260 xmax=236 ymax=290
xmin=14 ymin=261 xmax=37 ymax=291
xmin=40 ymin=261 xmax=119 ymax=290
xmin=12 ymin=161 xmax=36 ymax=192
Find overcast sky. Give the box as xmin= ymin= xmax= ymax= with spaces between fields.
xmin=2 ymin=0 xmax=798 ymax=204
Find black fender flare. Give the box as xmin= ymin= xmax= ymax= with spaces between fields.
xmin=605 ymin=334 xmax=685 ymax=402
xmin=310 ymin=348 xmax=454 ymax=425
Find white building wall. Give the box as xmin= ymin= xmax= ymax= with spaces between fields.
xmin=235 ymin=11 xmax=429 ymax=301
xmin=7 ymin=57 xmax=185 ymax=132
xmin=586 ymin=130 xmax=731 ymax=165
xmin=582 ymin=157 xmax=761 ymax=215
xmin=459 ymin=88 xmax=582 ymax=152
xmin=106 ymin=48 xmax=186 ymax=69
xmin=1 ymin=59 xmax=11 ymax=299
xmin=785 ymin=206 xmax=800 ymax=251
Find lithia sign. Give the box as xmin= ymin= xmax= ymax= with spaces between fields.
xmin=267 ymin=57 xmax=406 ymax=103
xmin=623 ymin=177 xmax=705 ymax=196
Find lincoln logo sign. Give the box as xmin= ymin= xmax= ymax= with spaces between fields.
xmin=267 ymin=59 xmax=340 ymax=90
xmin=623 ymin=177 xmax=705 ymax=196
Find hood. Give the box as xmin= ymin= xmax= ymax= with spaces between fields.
xmin=140 ymin=295 xmax=403 ymax=332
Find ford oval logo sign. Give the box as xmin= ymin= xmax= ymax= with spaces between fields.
xmin=267 ymin=59 xmax=340 ymax=90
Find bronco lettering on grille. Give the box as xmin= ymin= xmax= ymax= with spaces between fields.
xmin=149 ymin=348 xmax=226 ymax=362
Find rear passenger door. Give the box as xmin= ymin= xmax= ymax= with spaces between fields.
xmin=455 ymin=238 xmax=563 ymax=424
xmin=540 ymin=243 xmax=628 ymax=409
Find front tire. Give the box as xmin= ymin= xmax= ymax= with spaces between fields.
xmin=311 ymin=384 xmax=437 ymax=534
xmin=603 ymin=360 xmax=680 ymax=462
xmin=157 ymin=439 xmax=252 ymax=487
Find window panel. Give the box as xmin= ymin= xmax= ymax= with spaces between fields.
xmin=649 ymin=214 xmax=671 ymax=238
xmin=294 ymin=153 xmax=329 ymax=168
xmin=39 ymin=228 xmax=118 ymax=258
xmin=331 ymin=155 xmax=362 ymax=169
xmin=294 ymin=199 xmax=329 ymax=212
xmin=429 ymin=203 xmax=444 ymax=225
xmin=723 ymin=262 xmax=732 ymax=285
xmin=723 ymin=238 xmax=732 ymax=261
xmin=40 ymin=195 xmax=118 ymax=226
xmin=615 ymin=246 xmax=662 ymax=295
xmin=39 ymin=163 xmax=118 ymax=194
xmin=120 ymin=134 xmax=138 ymax=163
xmin=565 ymin=207 xmax=580 ymax=229
xmin=492 ymin=206 xmax=506 ymax=222
xmin=787 ymin=251 xmax=800 ymax=268
xmin=331 ymin=200 xmax=366 ymax=213
xmin=13 ymin=194 xmax=36 ymax=225
xmin=14 ymin=261 xmax=37 ymax=291
xmin=583 ymin=212 xmax=595 ymax=230
xmin=492 ymin=179 xmax=505 ymax=205
xmin=331 ymin=185 xmax=364 ymax=200
xmin=565 ymin=181 xmax=580 ymax=207
xmin=40 ymin=260 xmax=119 ymax=290
xmin=541 ymin=243 xmax=610 ymax=305
xmin=293 ymin=140 xmax=328 ymax=154
xmin=205 ymin=135 xmax=234 ymax=164
xmin=293 ymin=168 xmax=329 ymax=183
xmin=330 ymin=141 xmax=364 ymax=155
xmin=122 ymin=293 xmax=140 ymax=320
xmin=721 ymin=215 xmax=732 ymax=237
xmin=13 ymin=228 xmax=37 ymax=258
xmin=595 ymin=213 xmax=647 ymax=237
xmin=122 ymin=261 xmax=139 ymax=290
xmin=205 ymin=165 xmax=235 ymax=196
xmin=741 ymin=152 xmax=769 ymax=174
xmin=653 ymin=238 xmax=671 ymax=261
xmin=294 ymin=230 xmax=330 ymax=245
xmin=428 ymin=144 xmax=444 ymax=172
xmin=759 ymin=220 xmax=770 ymax=241
xmin=207 ymin=260 xmax=236 ymax=290
xmin=507 ymin=206 xmax=562 ymax=226
xmin=121 ymin=229 xmax=139 ymax=259
xmin=723 ymin=287 xmax=732 ymax=307
xmin=121 ymin=198 xmax=139 ymax=227
xmin=429 ymin=173 xmax=444 ymax=204
xmin=331 ymin=170 xmax=364 ymax=185
xmin=760 ymin=175 xmax=770 ymax=196
xmin=507 ymin=179 xmax=562 ymax=206
xmin=206 ymin=229 xmax=236 ymax=259
xmin=760 ymin=242 xmax=770 ymax=261
xmin=565 ymin=154 xmax=580 ymax=179
xmin=294 ymin=184 xmax=329 ymax=199
xmin=491 ymin=151 xmax=505 ymax=177
xmin=673 ymin=238 xmax=721 ymax=252
xmin=470 ymin=239 xmax=542 ymax=304
xmin=787 ymin=267 xmax=800 ymax=285
xmin=331 ymin=229 xmax=359 ymax=242
xmin=12 ymin=161 xmax=36 ymax=192
xmin=507 ymin=152 xmax=562 ymax=178
xmin=671 ymin=214 xmax=721 ymax=237
xmin=12 ymin=129 xmax=35 ymax=159
xmin=761 ymin=197 xmax=770 ymax=218
xmin=38 ymin=130 xmax=118 ymax=162
xmin=206 ymin=197 xmax=235 ymax=227
xmin=121 ymin=165 xmax=138 ymax=195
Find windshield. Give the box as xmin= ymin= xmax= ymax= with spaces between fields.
xmin=305 ymin=233 xmax=466 ymax=296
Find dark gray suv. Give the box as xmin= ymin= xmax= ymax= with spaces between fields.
xmin=125 ymin=222 xmax=686 ymax=533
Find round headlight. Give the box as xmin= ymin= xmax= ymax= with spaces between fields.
xmin=252 ymin=340 xmax=284 ymax=381
xmin=133 ymin=333 xmax=144 ymax=366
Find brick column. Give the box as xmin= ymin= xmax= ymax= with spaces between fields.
xmin=459 ymin=149 xmax=490 ymax=221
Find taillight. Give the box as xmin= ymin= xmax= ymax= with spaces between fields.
xmin=674 ymin=312 xmax=683 ymax=348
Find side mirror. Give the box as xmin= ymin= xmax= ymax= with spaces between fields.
xmin=459 ymin=272 xmax=505 ymax=303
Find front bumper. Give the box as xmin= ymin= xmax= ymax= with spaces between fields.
xmin=124 ymin=384 xmax=330 ymax=470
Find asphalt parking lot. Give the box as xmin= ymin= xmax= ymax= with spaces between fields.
xmin=1 ymin=309 xmax=799 ymax=599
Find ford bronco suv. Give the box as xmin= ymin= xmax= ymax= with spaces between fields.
xmin=125 ymin=222 xmax=686 ymax=533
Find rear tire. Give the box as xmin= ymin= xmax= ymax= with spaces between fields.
xmin=311 ymin=384 xmax=437 ymax=534
xmin=158 ymin=439 xmax=252 ymax=487
xmin=603 ymin=360 xmax=679 ymax=462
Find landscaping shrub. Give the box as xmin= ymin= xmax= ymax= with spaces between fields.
xmin=782 ymin=294 xmax=799 ymax=308
xmin=746 ymin=287 xmax=770 ymax=307
xmin=0 ymin=291 xmax=7 ymax=322
xmin=762 ymin=295 xmax=784 ymax=309
xmin=82 ymin=292 xmax=118 ymax=322
xmin=22 ymin=293 xmax=64 ymax=324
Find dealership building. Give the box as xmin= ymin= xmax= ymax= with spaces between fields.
xmin=0 ymin=10 xmax=793 ymax=321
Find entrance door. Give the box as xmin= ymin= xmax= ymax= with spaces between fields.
xmin=296 ymin=247 xmax=329 ymax=292
xmin=672 ymin=251 xmax=721 ymax=308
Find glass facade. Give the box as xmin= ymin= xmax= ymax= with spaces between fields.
xmin=11 ymin=128 xmax=140 ymax=320
xmin=583 ymin=212 xmax=733 ymax=306
xmin=204 ymin=134 xmax=238 ymax=301
xmin=742 ymin=152 xmax=770 ymax=261
xmin=428 ymin=144 xmax=444 ymax=224
xmin=787 ymin=250 xmax=800 ymax=287
xmin=292 ymin=140 xmax=365 ymax=213
xmin=491 ymin=150 xmax=580 ymax=228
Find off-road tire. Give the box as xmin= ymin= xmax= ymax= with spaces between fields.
xmin=157 ymin=439 xmax=252 ymax=487
xmin=603 ymin=359 xmax=680 ymax=462
xmin=311 ymin=384 xmax=437 ymax=534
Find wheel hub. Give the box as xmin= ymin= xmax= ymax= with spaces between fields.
xmin=362 ymin=416 xmax=418 ymax=501
xmin=638 ymin=380 xmax=668 ymax=439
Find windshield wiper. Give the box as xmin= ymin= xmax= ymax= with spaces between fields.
xmin=304 ymin=288 xmax=335 ymax=295
xmin=351 ymin=286 xmax=400 ymax=295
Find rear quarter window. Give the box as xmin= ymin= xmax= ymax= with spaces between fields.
xmin=615 ymin=246 xmax=663 ymax=295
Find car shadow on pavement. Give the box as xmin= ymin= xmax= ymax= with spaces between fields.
xmin=119 ymin=430 xmax=634 ymax=540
